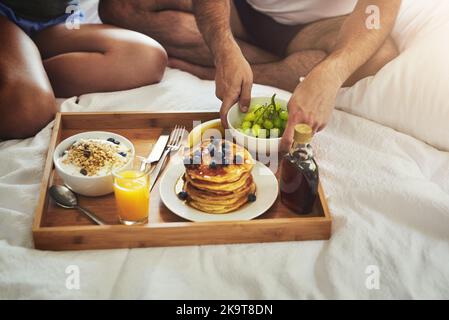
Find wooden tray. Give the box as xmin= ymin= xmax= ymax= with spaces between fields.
xmin=33 ymin=112 xmax=331 ymax=251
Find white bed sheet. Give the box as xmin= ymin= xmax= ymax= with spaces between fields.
xmin=1 ymin=68 xmax=449 ymax=299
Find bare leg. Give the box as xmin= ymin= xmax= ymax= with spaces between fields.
xmin=168 ymin=15 xmax=398 ymax=91
xmin=99 ymin=0 xmax=279 ymax=66
xmin=99 ymin=1 xmax=398 ymax=90
xmin=33 ymin=24 xmax=167 ymax=98
xmin=286 ymin=16 xmax=399 ymax=87
xmin=0 ymin=16 xmax=57 ymax=139
xmin=169 ymin=50 xmax=326 ymax=92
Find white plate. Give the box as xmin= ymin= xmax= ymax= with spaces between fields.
xmin=159 ymin=161 xmax=278 ymax=222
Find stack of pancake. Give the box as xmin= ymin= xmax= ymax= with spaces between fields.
xmin=183 ymin=140 xmax=256 ymax=214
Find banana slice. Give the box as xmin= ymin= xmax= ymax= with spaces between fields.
xmin=188 ymin=119 xmax=225 ymax=148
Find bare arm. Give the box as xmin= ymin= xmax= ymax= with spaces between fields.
xmin=193 ymin=0 xmax=253 ymax=128
xmin=193 ymin=0 xmax=235 ymax=60
xmin=324 ymin=0 xmax=401 ymax=86
xmin=281 ymin=0 xmax=401 ymax=151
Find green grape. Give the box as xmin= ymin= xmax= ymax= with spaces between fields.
xmin=281 ymin=120 xmax=287 ymax=130
xmin=263 ymin=119 xmax=274 ymax=130
xmin=252 ymin=124 xmax=261 ymax=137
xmin=273 ymin=117 xmax=282 ymax=128
xmin=261 ymin=112 xmax=268 ymax=121
xmin=240 ymin=96 xmax=287 ymax=133
xmin=258 ymin=129 xmax=267 ymax=139
xmin=270 ymin=128 xmax=280 ymax=138
xmin=250 ymin=104 xmax=261 ymax=112
xmin=279 ymin=110 xmax=289 ymax=121
xmin=242 ymin=121 xmax=252 ymax=130
xmin=243 ymin=112 xmax=256 ymax=122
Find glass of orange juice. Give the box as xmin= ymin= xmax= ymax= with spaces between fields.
xmin=113 ymin=157 xmax=150 ymax=225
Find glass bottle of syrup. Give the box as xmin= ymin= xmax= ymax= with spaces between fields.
xmin=280 ymin=124 xmax=319 ymax=214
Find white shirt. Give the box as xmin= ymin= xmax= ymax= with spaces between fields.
xmin=246 ymin=0 xmax=358 ymax=25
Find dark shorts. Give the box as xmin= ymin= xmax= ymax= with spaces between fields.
xmin=233 ymin=0 xmax=305 ymax=57
xmin=0 ymin=1 xmax=83 ymax=36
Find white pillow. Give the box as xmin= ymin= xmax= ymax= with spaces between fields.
xmin=336 ymin=0 xmax=449 ymax=151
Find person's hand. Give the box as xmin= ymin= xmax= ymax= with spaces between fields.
xmin=280 ymin=69 xmax=340 ymax=152
xmin=215 ymin=45 xmax=253 ymax=128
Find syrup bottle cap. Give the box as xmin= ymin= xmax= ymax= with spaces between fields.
xmin=294 ymin=124 xmax=313 ymax=144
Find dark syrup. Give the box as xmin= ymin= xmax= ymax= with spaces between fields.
xmin=280 ymin=153 xmax=319 ymax=214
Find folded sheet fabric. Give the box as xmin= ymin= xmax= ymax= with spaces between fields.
xmin=336 ymin=0 xmax=449 ymax=151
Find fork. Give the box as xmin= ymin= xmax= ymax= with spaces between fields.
xmin=149 ymin=125 xmax=185 ymax=191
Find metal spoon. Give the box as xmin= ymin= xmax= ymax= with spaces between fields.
xmin=49 ymin=185 xmax=105 ymax=225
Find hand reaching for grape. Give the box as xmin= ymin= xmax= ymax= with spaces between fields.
xmin=215 ymin=45 xmax=253 ymax=129
xmin=280 ymin=70 xmax=340 ymax=152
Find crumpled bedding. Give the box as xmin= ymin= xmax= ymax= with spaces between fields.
xmin=1 ymin=68 xmax=448 ymax=299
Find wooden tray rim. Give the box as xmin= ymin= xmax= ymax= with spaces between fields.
xmin=33 ymin=111 xmax=331 ymax=233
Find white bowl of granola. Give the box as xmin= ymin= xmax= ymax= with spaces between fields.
xmin=53 ymin=132 xmax=135 ymax=197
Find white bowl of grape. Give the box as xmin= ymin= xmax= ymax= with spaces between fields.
xmin=227 ymin=94 xmax=289 ymax=155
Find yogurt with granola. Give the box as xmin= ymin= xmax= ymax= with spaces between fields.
xmin=58 ymin=138 xmax=132 ymax=177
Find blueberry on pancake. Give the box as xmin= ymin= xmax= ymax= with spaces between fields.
xmin=183 ymin=140 xmax=256 ymax=214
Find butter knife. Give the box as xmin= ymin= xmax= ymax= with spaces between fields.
xmin=140 ymin=135 xmax=169 ymax=172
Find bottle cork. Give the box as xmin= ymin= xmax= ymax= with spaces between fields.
xmin=293 ymin=124 xmax=313 ymax=144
